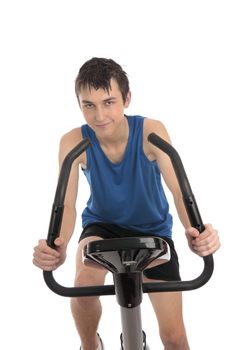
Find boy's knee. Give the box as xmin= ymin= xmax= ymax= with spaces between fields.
xmin=71 ymin=269 xmax=103 ymax=308
xmin=74 ymin=267 xmax=106 ymax=287
xmin=160 ymin=328 xmax=188 ymax=349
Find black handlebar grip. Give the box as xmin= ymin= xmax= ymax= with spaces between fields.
xmin=148 ymin=133 xmax=205 ymax=233
xmin=46 ymin=138 xmax=91 ymax=248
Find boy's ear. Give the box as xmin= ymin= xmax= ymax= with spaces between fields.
xmin=124 ymin=91 xmax=131 ymax=108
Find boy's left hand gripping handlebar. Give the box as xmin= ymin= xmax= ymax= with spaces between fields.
xmin=43 ymin=138 xmax=116 ymax=297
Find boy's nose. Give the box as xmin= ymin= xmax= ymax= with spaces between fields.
xmin=94 ymin=107 xmax=105 ymax=122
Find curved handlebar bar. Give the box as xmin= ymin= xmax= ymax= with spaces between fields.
xmin=43 ymin=133 xmax=214 ymax=296
xmin=144 ymin=133 xmax=214 ymax=293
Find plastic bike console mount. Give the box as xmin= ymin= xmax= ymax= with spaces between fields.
xmin=43 ymin=134 xmax=214 ymax=297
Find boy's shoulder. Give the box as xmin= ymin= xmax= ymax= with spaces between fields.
xmin=61 ymin=126 xmax=82 ymax=142
xmin=143 ymin=118 xmax=171 ymax=159
xmin=59 ymin=127 xmax=85 ymax=164
xmin=144 ymin=117 xmax=167 ymax=136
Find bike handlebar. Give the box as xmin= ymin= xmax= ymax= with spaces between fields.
xmin=43 ymin=133 xmax=214 ymax=296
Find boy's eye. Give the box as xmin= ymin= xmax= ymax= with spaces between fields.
xmin=105 ymin=100 xmax=113 ymax=106
xmin=84 ymin=103 xmax=94 ymax=109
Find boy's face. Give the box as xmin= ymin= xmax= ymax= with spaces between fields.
xmin=78 ymin=79 xmax=131 ymax=139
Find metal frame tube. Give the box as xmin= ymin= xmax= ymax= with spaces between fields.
xmin=120 ymin=306 xmax=144 ymax=350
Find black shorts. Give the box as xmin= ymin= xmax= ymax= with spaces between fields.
xmin=79 ymin=223 xmax=181 ymax=281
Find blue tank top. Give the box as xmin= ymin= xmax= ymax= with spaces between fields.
xmin=81 ymin=115 xmax=173 ymax=238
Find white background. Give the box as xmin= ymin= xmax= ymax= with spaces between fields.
xmin=0 ymin=0 xmax=232 ymax=349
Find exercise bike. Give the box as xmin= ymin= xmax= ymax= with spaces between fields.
xmin=43 ymin=133 xmax=214 ymax=350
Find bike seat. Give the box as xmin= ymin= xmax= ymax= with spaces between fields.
xmin=84 ymin=236 xmax=170 ymax=273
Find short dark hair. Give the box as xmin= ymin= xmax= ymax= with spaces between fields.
xmin=75 ymin=57 xmax=130 ymax=103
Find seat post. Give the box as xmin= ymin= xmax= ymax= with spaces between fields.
xmin=114 ymin=271 xmax=144 ymax=350
xmin=120 ymin=305 xmax=143 ymax=350
xmin=114 ymin=272 xmax=143 ymax=308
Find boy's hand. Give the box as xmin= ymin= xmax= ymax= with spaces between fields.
xmin=33 ymin=237 xmax=67 ymax=271
xmin=185 ymin=224 xmax=220 ymax=257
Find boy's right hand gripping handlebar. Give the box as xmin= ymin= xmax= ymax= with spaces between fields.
xmin=43 ymin=135 xmax=214 ymax=297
